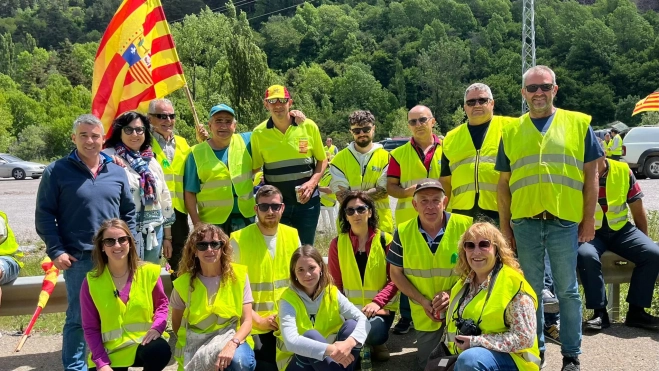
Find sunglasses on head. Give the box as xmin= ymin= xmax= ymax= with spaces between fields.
xmin=525 ymin=84 xmax=554 ymax=93
xmin=463 ymin=240 xmax=492 ymax=250
xmin=122 ymin=126 xmax=145 ymax=135
xmin=102 ymin=236 xmax=131 ymax=247
xmin=257 ymin=203 xmax=283 ymax=212
xmin=465 ymin=98 xmax=491 ymax=107
xmin=350 ymin=126 xmax=373 ymax=135
xmin=345 ymin=205 xmax=369 ymax=216
xmin=196 ymin=240 xmax=224 ymax=251
xmin=150 ymin=113 xmax=176 ymax=120
xmin=408 ymin=117 xmax=432 ymax=126
xmin=265 ymin=98 xmax=289 ymax=104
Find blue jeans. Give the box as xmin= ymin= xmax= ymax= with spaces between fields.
xmin=140 ymin=223 xmax=163 ymax=264
xmin=543 ymin=254 xmax=559 ymax=326
xmin=366 ymin=313 xmax=395 ymax=346
xmin=286 ymin=319 xmax=360 ymax=371
xmin=228 ymin=342 xmax=256 ymax=371
xmin=281 ymin=197 xmax=320 ymax=245
xmin=62 ymin=251 xmax=94 ymax=371
xmin=399 ymin=293 xmax=412 ymax=321
xmin=512 ymin=218 xmax=581 ymax=358
xmin=0 ymin=256 xmax=20 ymax=284
xmin=454 ymin=347 xmax=518 ymax=371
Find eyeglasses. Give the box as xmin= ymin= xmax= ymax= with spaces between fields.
xmin=525 ymin=84 xmax=554 ymax=93
xmin=257 ymin=203 xmax=283 ymax=212
xmin=122 ymin=126 xmax=145 ymax=135
xmin=265 ymin=98 xmax=289 ymax=104
xmin=195 ymin=240 xmax=224 ymax=251
xmin=408 ymin=117 xmax=432 ymax=126
xmin=102 ymin=236 xmax=131 ymax=247
xmin=150 ymin=113 xmax=176 ymax=120
xmin=345 ymin=205 xmax=369 ymax=216
xmin=463 ymin=240 xmax=492 ymax=250
xmin=465 ymin=98 xmax=491 ymax=107
xmin=350 ymin=126 xmax=373 ymax=135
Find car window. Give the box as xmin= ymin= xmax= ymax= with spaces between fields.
xmin=1 ymin=155 xmax=22 ymax=162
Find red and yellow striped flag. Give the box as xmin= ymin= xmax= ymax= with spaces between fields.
xmin=92 ymin=0 xmax=185 ymax=134
xmin=632 ymin=91 xmax=659 ymax=116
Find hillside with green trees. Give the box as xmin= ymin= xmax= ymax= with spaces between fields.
xmin=1 ymin=0 xmax=659 ymax=161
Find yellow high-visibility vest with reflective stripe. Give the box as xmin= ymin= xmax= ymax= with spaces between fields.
xmin=604 ymin=141 xmax=613 ymax=158
xmin=191 ymin=136 xmax=255 ymax=224
xmin=337 ymin=230 xmax=398 ymax=311
xmin=443 ymin=116 xmax=515 ymax=212
xmin=86 ymin=263 xmax=163 ymax=368
xmin=502 ymin=109 xmax=590 ymax=223
xmin=319 ymin=169 xmax=336 ymax=207
xmin=172 ymin=264 xmax=253 ymax=370
xmin=445 ymin=265 xmax=540 ymax=370
xmin=275 ymin=285 xmax=343 ymax=370
xmin=610 ymin=134 xmax=623 ymax=155
xmin=390 ymin=141 xmax=442 ymax=226
xmin=595 ymin=160 xmax=629 ymax=231
xmin=151 ymin=135 xmax=190 ymax=213
xmin=331 ymin=147 xmax=394 ymax=233
xmin=398 ymin=214 xmax=472 ymax=331
xmin=0 ymin=211 xmax=23 ymax=267
xmin=230 ymin=223 xmax=299 ymax=334
xmin=324 ymin=144 xmax=337 ymax=160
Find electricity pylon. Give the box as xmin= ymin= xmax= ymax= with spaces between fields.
xmin=521 ymin=0 xmax=536 ymax=113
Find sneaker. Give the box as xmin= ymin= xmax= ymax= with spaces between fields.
xmin=585 ymin=312 xmax=610 ymax=331
xmin=542 ymin=289 xmax=559 ymax=314
xmin=561 ymin=356 xmax=580 ymax=371
xmin=392 ymin=317 xmax=413 ymax=334
xmin=544 ymin=321 xmax=562 ymax=345
xmin=625 ymin=310 xmax=659 ymax=330
xmin=540 ymin=352 xmax=546 ymax=369
xmin=371 ymin=344 xmax=390 ymax=362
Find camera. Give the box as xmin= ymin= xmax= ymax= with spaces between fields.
xmin=455 ymin=318 xmax=481 ymax=337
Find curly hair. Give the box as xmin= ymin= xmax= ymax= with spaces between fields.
xmin=104 ymin=111 xmax=153 ymax=153
xmin=337 ymin=191 xmax=379 ymax=234
xmin=178 ymin=223 xmax=235 ymax=290
xmin=91 ymin=218 xmax=141 ymax=278
xmin=289 ymin=245 xmax=334 ymax=300
xmin=454 ymin=222 xmax=523 ymax=281
xmin=348 ymin=110 xmax=375 ymax=127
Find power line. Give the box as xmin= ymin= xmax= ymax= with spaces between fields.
xmin=247 ymin=0 xmax=310 ymax=21
xmin=169 ymin=0 xmax=258 ymax=24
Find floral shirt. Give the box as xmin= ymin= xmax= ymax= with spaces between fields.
xmin=459 ymin=270 xmax=537 ymax=353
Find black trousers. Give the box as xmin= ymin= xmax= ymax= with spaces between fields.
xmin=254 ymin=331 xmax=278 ymax=371
xmin=167 ymin=209 xmax=190 ymax=279
xmin=89 ymin=337 xmax=171 ymax=371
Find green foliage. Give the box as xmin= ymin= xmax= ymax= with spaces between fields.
xmin=640 ymin=111 xmax=659 ymax=126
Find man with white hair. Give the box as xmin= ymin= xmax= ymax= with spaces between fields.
xmin=36 ymin=114 xmax=136 ymax=371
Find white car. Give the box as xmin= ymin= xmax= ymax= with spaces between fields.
xmin=620 ymin=126 xmax=659 ymax=179
xmin=0 ymin=153 xmax=46 ymax=180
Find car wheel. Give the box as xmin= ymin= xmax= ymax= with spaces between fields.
xmin=634 ymin=170 xmax=647 ymax=180
xmin=32 ymin=176 xmax=41 ymax=179
xmin=643 ymin=157 xmax=659 ymax=179
xmin=12 ymin=168 xmax=26 ymax=180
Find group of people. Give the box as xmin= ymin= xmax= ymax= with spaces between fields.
xmin=0 ymin=64 xmax=656 ymax=371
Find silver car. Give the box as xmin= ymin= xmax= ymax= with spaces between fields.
xmin=0 ymin=153 xmax=46 ymax=180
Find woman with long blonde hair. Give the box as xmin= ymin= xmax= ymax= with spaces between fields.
xmin=170 ymin=223 xmax=255 ymax=371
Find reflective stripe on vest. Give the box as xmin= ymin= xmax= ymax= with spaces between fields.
xmin=0 ymin=211 xmax=23 ymax=266
xmin=595 ymin=160 xmax=630 ymax=231
xmin=264 ymin=157 xmax=314 ymax=182
xmin=502 ymin=109 xmax=590 ymax=222
xmin=151 ymin=136 xmax=190 ymax=213
xmin=398 ymin=214 xmax=472 ymax=331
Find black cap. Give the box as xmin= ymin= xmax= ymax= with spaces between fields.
xmin=413 ymin=178 xmax=445 ymax=195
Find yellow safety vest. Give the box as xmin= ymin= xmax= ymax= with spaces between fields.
xmin=502 ymin=109 xmax=590 ymax=223
xmin=604 ymin=141 xmax=612 ymax=158
xmin=443 ymin=116 xmax=515 ymax=212
xmin=0 ymin=211 xmax=23 ymax=267
xmin=172 ymin=264 xmax=253 ymax=370
xmin=398 ymin=214 xmax=472 ymax=331
xmin=151 ymin=135 xmax=190 ymax=213
xmin=230 ymin=223 xmax=299 ymax=334
xmin=595 ymin=160 xmax=630 ymax=231
xmin=445 ymin=265 xmax=540 ymax=370
xmin=86 ymin=263 xmax=163 ymax=368
xmin=610 ymin=134 xmax=623 ymax=156
xmin=337 ymin=230 xmax=398 ymax=311
xmin=319 ymin=169 xmax=337 ymax=207
xmin=390 ymin=141 xmax=442 ymax=226
xmin=275 ymin=285 xmax=344 ymax=370
xmin=324 ymin=144 xmax=337 ymax=160
xmin=191 ymin=136 xmax=255 ymax=224
xmin=331 ymin=147 xmax=394 ymax=233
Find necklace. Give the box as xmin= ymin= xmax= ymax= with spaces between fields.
xmin=110 ymin=267 xmax=129 ymax=279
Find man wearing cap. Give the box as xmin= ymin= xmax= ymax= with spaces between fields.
xmin=324 ymin=137 xmax=338 ymax=161
xmin=387 ymin=179 xmax=472 ymax=371
xmin=251 ymin=85 xmax=327 ymax=245
xmin=183 ymin=104 xmax=256 ymax=233
xmin=608 ymin=128 xmax=623 ymax=160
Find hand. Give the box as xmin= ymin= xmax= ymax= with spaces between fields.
xmin=329 ymin=339 xmax=356 ymax=367
xmin=162 ymin=239 xmax=172 ymax=259
xmin=256 ymin=314 xmax=278 ymax=331
xmin=196 ymin=125 xmax=209 ymax=142
xmin=362 ymin=302 xmax=382 ymax=319
xmin=431 ymin=291 xmax=450 ymax=313
xmin=53 ymin=253 xmax=77 ymax=271
xmin=111 ymin=155 xmax=126 ymax=168
xmin=99 ymin=366 xmax=113 ymax=371
xmin=501 ymin=223 xmax=516 ymax=251
xmin=421 ymin=298 xmax=440 ymax=322
xmin=216 ymin=341 xmax=238 ymax=370
xmin=290 ymin=110 xmax=307 ymax=124
xmin=297 ymin=180 xmax=317 ymax=204
xmin=578 ymin=218 xmax=595 ymax=243
xmin=141 ymin=329 xmax=161 ymax=345
xmin=454 ymin=335 xmax=472 ymax=351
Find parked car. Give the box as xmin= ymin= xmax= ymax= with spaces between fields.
xmin=620 ymin=126 xmax=659 ymax=179
xmin=0 ymin=153 xmax=45 ymax=180
xmin=380 ymin=137 xmax=410 ymax=152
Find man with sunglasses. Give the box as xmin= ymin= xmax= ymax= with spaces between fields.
xmin=251 ymin=85 xmax=327 ymax=245
xmin=330 ymin=110 xmax=394 ymax=233
xmin=497 ymin=65 xmax=605 ymax=371
xmin=229 ymin=185 xmax=300 ymax=371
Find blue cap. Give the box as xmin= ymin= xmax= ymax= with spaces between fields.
xmin=209 ymin=103 xmax=235 ymax=118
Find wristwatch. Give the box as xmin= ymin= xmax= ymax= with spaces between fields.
xmin=163 ymin=236 xmax=172 ymax=240
xmin=230 ymin=338 xmax=241 ymax=346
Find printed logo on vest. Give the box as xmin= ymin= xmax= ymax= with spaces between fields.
xmin=298 ymin=138 xmax=309 ymax=154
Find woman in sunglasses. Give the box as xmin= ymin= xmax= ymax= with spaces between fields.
xmin=80 ymin=218 xmax=171 ymax=371
xmin=327 ymin=191 xmax=397 ymax=363
xmin=170 ymin=223 xmax=255 ymax=371
xmin=442 ymin=222 xmax=539 ymax=370
xmin=103 ymin=111 xmax=174 ymax=264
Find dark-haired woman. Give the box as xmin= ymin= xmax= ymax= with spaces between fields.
xmin=170 ymin=223 xmax=255 ymax=371
xmin=103 ymin=111 xmax=174 ymax=263
xmin=81 ymin=218 xmax=171 ymax=371
xmin=328 ymin=192 xmax=397 ymax=363
xmin=276 ymin=245 xmax=370 ymax=371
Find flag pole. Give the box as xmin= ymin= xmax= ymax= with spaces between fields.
xmin=183 ymin=84 xmax=208 ymax=142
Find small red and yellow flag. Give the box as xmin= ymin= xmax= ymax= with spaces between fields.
xmin=91 ymin=0 xmax=186 ymax=134
xmin=632 ymin=91 xmax=659 ymax=116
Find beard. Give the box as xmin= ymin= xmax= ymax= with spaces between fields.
xmin=356 ymin=137 xmax=372 ymax=148
xmin=259 ymin=216 xmax=280 ymax=229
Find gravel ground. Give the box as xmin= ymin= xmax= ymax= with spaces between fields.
xmin=2 ymin=177 xmax=659 ymax=370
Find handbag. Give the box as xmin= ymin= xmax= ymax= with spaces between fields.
xmin=424 ymin=328 xmax=458 ymax=371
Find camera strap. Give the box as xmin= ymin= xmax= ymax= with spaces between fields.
xmin=455 ymin=262 xmax=503 ymax=326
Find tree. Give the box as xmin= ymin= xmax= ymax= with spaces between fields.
xmin=640 ymin=111 xmax=659 ymax=126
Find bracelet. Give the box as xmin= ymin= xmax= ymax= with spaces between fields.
xmin=230 ymin=337 xmax=241 ymax=346
xmin=163 ymin=236 xmax=172 ymax=240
